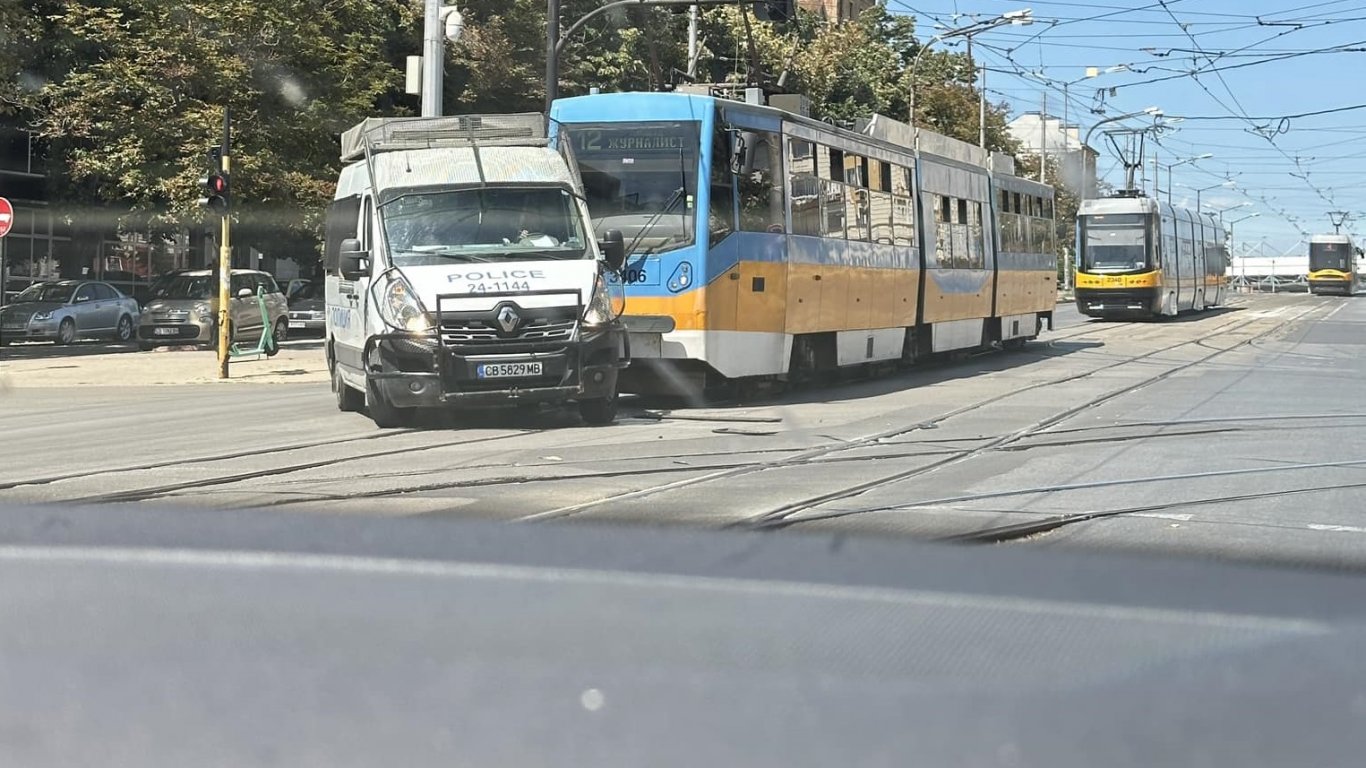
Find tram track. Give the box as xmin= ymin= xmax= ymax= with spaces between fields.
xmin=514 ymin=304 xmax=1292 ymax=524
xmin=744 ymin=301 xmax=1326 ymax=532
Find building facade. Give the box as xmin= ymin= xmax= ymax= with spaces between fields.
xmin=797 ymin=0 xmax=875 ymax=22
xmin=1006 ymin=112 xmax=1098 ymax=199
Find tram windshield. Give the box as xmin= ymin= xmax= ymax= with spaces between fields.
xmin=1309 ymin=241 xmax=1352 ymax=272
xmin=1080 ymin=213 xmax=1151 ymax=271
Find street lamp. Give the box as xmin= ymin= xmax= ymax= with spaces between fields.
xmin=909 ymin=9 xmax=1035 ymax=148
xmin=1203 ymin=200 xmax=1251 ymax=226
xmin=1176 ymin=180 xmax=1234 ymax=216
xmin=1157 ymin=153 xmax=1212 ymax=207
xmin=1227 ymin=212 xmax=1259 ymax=291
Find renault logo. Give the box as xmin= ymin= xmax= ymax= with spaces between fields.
xmin=495 ymin=305 xmax=520 ymax=333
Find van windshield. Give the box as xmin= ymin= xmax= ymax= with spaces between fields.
xmin=381 ymin=187 xmax=588 ymax=265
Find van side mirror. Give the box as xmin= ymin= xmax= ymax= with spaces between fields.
xmin=339 ymin=238 xmax=368 ymax=280
xmin=600 ymin=229 xmax=626 ymax=271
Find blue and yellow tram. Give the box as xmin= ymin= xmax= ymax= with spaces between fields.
xmin=550 ymin=91 xmax=1058 ymax=393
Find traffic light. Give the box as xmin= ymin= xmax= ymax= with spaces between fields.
xmin=199 ymin=171 xmax=230 ymax=215
xmin=753 ymin=0 xmax=792 ymax=22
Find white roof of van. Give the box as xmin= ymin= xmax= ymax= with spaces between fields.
xmin=336 ymin=146 xmax=577 ymax=197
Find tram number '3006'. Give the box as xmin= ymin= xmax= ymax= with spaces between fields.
xmin=466 ymin=281 xmax=531 ymax=293
xmin=622 ymin=269 xmax=648 ymax=284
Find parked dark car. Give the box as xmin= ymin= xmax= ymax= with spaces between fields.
xmin=286 ymin=279 xmax=325 ymax=336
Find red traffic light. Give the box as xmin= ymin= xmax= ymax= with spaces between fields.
xmin=199 ymin=172 xmax=230 ymax=214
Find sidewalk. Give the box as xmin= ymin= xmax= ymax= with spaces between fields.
xmin=0 ymin=341 xmax=329 ymax=389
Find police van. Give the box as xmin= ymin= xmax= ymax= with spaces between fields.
xmin=324 ymin=114 xmax=629 ymax=428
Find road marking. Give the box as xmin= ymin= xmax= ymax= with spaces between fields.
xmin=1132 ymin=512 xmax=1193 ymax=521
xmin=1306 ymin=524 xmax=1366 ymax=534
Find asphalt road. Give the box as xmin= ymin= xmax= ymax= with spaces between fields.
xmin=3 ymin=292 xmax=1364 ymax=569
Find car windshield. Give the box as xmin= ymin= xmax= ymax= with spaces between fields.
xmin=289 ymin=281 xmax=323 ymax=301
xmin=381 ymin=187 xmax=588 ymax=265
xmin=14 ymin=283 xmax=75 ymax=303
xmin=149 ymin=275 xmax=217 ymax=300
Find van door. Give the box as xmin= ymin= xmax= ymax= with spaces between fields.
xmin=324 ymin=194 xmax=367 ymax=375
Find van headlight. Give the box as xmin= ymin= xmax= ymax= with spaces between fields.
xmin=378 ymin=272 xmax=434 ymax=333
xmin=582 ymin=274 xmax=623 ymax=327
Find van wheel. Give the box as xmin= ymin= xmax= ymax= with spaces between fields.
xmin=365 ymin=375 xmax=413 ymax=428
xmin=334 ymin=368 xmax=364 ymax=412
xmin=578 ymin=395 xmax=617 ymax=426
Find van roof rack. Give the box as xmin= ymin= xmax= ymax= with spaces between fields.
xmin=340 ymin=113 xmax=548 ymax=163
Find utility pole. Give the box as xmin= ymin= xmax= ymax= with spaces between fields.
xmin=422 ymin=0 xmax=443 ymax=116
xmin=1039 ymin=91 xmax=1047 ymax=183
xmin=688 ymin=5 xmax=699 ymax=78
xmin=968 ymin=37 xmax=986 ymax=148
xmin=216 ymin=111 xmax=232 ymax=379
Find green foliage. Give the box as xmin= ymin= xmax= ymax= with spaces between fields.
xmin=7 ymin=1 xmax=1027 ymax=262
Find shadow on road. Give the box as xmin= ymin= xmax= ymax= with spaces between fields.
xmin=622 ymin=338 xmax=1109 ymax=415
xmin=0 ymin=339 xmax=140 ymax=359
xmin=1080 ymin=304 xmax=1246 ymax=325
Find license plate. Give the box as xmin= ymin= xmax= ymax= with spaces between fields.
xmin=477 ymin=362 xmax=542 ymax=378
xmin=288 ymin=321 xmax=305 ymax=329
xmin=153 ymin=327 xmax=179 ymax=336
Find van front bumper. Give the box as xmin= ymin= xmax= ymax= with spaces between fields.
xmin=364 ymin=326 xmax=629 ymax=409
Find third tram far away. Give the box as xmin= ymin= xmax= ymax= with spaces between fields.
xmin=1075 ymin=193 xmax=1227 ymax=319
xmin=1307 ymin=232 xmax=1362 ymax=296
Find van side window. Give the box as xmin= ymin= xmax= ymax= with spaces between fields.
xmin=362 ymin=197 xmax=373 ymax=249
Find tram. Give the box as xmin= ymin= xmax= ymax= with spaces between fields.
xmin=1307 ymin=233 xmax=1361 ymax=296
xmin=1074 ymin=195 xmax=1227 ymax=319
xmin=549 ymin=90 xmax=1058 ymax=394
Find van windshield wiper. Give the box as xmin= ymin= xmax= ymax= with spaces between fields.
xmin=396 ymin=248 xmax=499 ymax=262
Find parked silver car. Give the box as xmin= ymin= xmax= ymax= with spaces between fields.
xmin=0 ymin=280 xmax=140 ymax=346
xmin=138 ymin=269 xmax=289 ymax=350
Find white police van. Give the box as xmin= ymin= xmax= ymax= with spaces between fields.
xmin=324 ymin=114 xmax=629 ymax=428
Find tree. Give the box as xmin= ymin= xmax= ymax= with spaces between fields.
xmin=27 ymin=0 xmax=416 ymax=262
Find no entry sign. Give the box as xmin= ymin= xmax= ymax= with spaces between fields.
xmin=0 ymin=197 xmax=12 ymax=238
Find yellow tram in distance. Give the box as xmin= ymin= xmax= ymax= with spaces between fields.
xmin=1075 ymin=194 xmax=1227 ymax=319
xmin=1307 ymin=233 xmax=1362 ymax=296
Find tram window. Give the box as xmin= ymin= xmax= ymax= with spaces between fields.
xmin=842 ymin=186 xmax=862 ymax=241
xmin=866 ymin=191 xmax=893 ymax=244
xmin=999 ymin=189 xmax=1010 ymax=213
xmin=1044 ymin=198 xmax=1054 ymax=219
xmin=967 ymin=201 xmax=985 ymax=269
xmin=788 ymin=138 xmax=815 ymax=176
xmin=790 ymin=171 xmax=822 ymax=237
xmin=822 ymin=180 xmax=846 ymax=238
xmin=827 ymin=148 xmax=844 ymax=181
xmin=709 ymin=129 xmax=735 ymax=245
xmin=738 ymin=130 xmax=785 ymax=234
xmin=956 ymin=198 xmax=968 ymax=225
xmin=1012 ymin=192 xmax=1021 ymax=214
xmin=892 ymin=166 xmax=911 ymax=197
xmin=892 ymin=195 xmax=915 ymax=246
xmin=868 ymin=159 xmax=890 ymax=191
xmin=844 ymin=155 xmax=864 ymax=187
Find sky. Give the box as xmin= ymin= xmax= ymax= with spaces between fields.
xmin=889 ymin=0 xmax=1366 ymax=256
